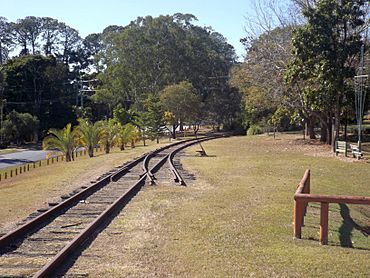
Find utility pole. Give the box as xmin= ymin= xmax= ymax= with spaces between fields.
xmin=78 ymin=78 xmax=98 ymax=108
xmin=0 ymin=66 xmax=4 ymax=145
xmin=0 ymin=98 xmax=5 ymax=145
xmin=0 ymin=36 xmax=3 ymax=65
xmin=354 ymin=45 xmax=368 ymax=152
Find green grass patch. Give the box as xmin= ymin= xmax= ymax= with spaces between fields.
xmin=176 ymin=135 xmax=370 ymax=277
xmin=68 ymin=134 xmax=370 ymax=277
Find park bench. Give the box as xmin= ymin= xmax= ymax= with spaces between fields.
xmin=349 ymin=143 xmax=363 ymax=160
xmin=335 ymin=140 xmax=347 ymax=156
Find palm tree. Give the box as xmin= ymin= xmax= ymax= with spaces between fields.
xmin=117 ymin=123 xmax=139 ymax=150
xmin=42 ymin=123 xmax=76 ymax=162
xmin=99 ymin=118 xmax=119 ymax=154
xmin=76 ymin=118 xmax=102 ymax=157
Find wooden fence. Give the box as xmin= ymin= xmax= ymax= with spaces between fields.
xmin=0 ymin=147 xmax=103 ymax=182
xmin=294 ymin=169 xmax=370 ymax=245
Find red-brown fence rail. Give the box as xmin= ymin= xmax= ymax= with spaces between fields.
xmin=294 ymin=169 xmax=370 ymax=245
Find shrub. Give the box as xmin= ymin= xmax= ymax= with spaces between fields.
xmin=247 ymin=125 xmax=262 ymax=136
xmin=1 ymin=110 xmax=39 ymax=145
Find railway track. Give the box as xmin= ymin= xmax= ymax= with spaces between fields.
xmin=0 ymin=135 xmax=218 ymax=277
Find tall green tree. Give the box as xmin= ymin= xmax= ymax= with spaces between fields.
xmin=1 ymin=110 xmax=39 ymax=145
xmin=12 ymin=16 xmax=42 ymax=55
xmin=3 ymin=55 xmax=75 ymax=133
xmin=160 ymin=81 xmax=201 ymax=138
xmin=285 ymin=0 xmax=367 ymax=145
xmin=232 ymin=25 xmax=295 ymax=131
xmin=0 ymin=17 xmax=13 ymax=64
xmin=95 ymin=14 xmax=236 ymax=112
xmin=41 ymin=17 xmax=60 ymax=56
xmin=57 ymin=22 xmax=81 ymax=66
xmin=143 ymin=94 xmax=166 ymax=143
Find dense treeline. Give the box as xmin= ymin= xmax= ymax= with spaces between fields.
xmin=0 ymin=14 xmax=243 ymax=147
xmin=1 ymin=2 xmax=368 ymax=150
xmin=231 ymin=0 xmax=369 ymax=145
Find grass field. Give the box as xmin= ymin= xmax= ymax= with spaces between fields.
xmin=67 ymin=133 xmax=370 ymax=277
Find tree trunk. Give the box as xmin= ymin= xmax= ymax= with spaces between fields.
xmin=156 ymin=136 xmax=159 ymax=144
xmin=105 ymin=141 xmax=110 ymax=154
xmin=88 ymin=145 xmax=94 ymax=157
xmin=333 ymin=97 xmax=341 ymax=151
xmin=131 ymin=139 xmax=135 ymax=148
xmin=344 ymin=112 xmax=348 ymax=142
xmin=0 ymin=40 xmax=2 ymax=64
xmin=120 ymin=143 xmax=125 ymax=151
xmin=32 ymin=41 xmax=36 ymax=55
xmin=172 ymin=124 xmax=176 ymax=139
xmin=23 ymin=42 xmax=27 ymax=55
xmin=142 ymin=130 xmax=146 ymax=146
xmin=326 ymin=116 xmax=332 ymax=145
xmin=320 ymin=121 xmax=327 ymax=143
xmin=307 ymin=115 xmax=316 ymax=139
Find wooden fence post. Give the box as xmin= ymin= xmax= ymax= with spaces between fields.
xmin=294 ymin=199 xmax=303 ymax=239
xmin=15 ymin=168 xmax=18 ymax=176
xmin=47 ymin=159 xmax=49 ymax=165
xmin=27 ymin=164 xmax=30 ymax=171
xmin=39 ymin=161 xmax=42 ymax=167
xmin=320 ymin=202 xmax=329 ymax=245
xmin=5 ymin=172 xmax=7 ymax=179
xmin=20 ymin=167 xmax=22 ymax=174
xmin=304 ymin=172 xmax=310 ymax=216
xmin=10 ymin=170 xmax=12 ymax=178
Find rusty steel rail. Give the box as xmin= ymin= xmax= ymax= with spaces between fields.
xmin=0 ymin=137 xmax=203 ymax=251
xmin=167 ymin=136 xmax=217 ymax=186
xmin=33 ymin=137 xmax=213 ymax=277
xmin=143 ymin=153 xmax=156 ymax=184
xmin=141 ymin=137 xmax=204 ymax=185
xmin=0 ymin=153 xmax=147 ymax=251
xmin=294 ymin=169 xmax=370 ymax=245
xmin=1 ymin=136 xmax=218 ymax=277
xmin=168 ymin=151 xmax=185 ymax=185
xmin=33 ymin=174 xmax=147 ymax=278
xmin=143 ymin=137 xmax=212 ymax=185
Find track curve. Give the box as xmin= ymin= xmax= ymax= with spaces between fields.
xmin=0 ymin=135 xmax=220 ymax=277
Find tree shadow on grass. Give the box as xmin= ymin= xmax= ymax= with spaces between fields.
xmin=338 ymin=204 xmax=370 ymax=248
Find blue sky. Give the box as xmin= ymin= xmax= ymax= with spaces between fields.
xmin=2 ymin=0 xmax=254 ymax=60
